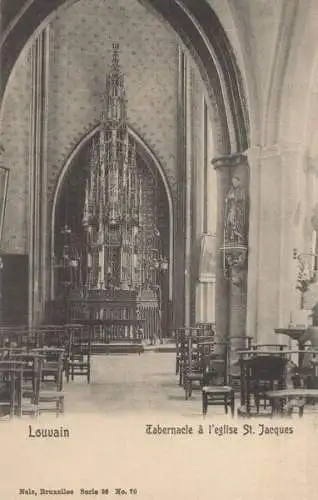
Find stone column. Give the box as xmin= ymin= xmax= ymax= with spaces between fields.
xmin=211 ymin=158 xmax=230 ymax=342
xmin=305 ymin=155 xmax=318 ymax=252
xmin=173 ymin=46 xmax=196 ymax=329
xmin=246 ymin=144 xmax=305 ymax=344
xmin=212 ymin=154 xmax=249 ymax=348
xmin=0 ymin=150 xmax=9 ymax=323
xmin=28 ymin=28 xmax=50 ymax=327
xmin=196 ymin=234 xmax=217 ymax=324
xmin=184 ymin=54 xmax=193 ymax=329
xmin=279 ymin=147 xmax=304 ymax=326
xmin=245 ymin=147 xmax=261 ymax=343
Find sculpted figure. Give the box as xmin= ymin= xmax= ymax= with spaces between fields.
xmin=224 ymin=175 xmax=246 ymax=245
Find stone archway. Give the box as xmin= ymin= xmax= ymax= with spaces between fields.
xmin=0 ymin=0 xmax=250 ymax=331
xmin=51 ymin=125 xmax=173 ymax=295
xmin=0 ymin=0 xmax=249 ymax=152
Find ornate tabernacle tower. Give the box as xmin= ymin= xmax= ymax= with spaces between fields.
xmin=71 ymin=43 xmax=141 ymax=334
xmin=82 ymin=43 xmax=142 ymax=292
xmin=53 ymin=43 xmax=165 ymax=340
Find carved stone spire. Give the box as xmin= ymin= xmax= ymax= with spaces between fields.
xmin=103 ymin=42 xmax=127 ymax=128
xmin=82 ymin=43 xmax=141 ymax=291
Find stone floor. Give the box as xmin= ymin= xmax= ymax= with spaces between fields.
xmin=1 ymin=351 xmax=316 ymax=500
xmin=64 ymin=351 xmax=208 ymax=417
xmin=62 ymin=350 xmax=318 ymax=418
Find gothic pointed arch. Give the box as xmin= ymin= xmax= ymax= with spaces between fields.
xmin=51 ymin=123 xmax=174 ymax=301
xmin=0 ymin=0 xmax=249 ymax=152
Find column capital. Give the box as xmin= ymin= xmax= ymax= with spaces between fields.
xmin=245 ymin=142 xmax=306 ymax=160
xmin=242 ymin=143 xmax=308 ymax=175
xmin=211 ymin=153 xmax=247 ymax=170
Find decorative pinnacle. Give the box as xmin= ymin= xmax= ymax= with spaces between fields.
xmin=111 ymin=42 xmax=120 ymax=71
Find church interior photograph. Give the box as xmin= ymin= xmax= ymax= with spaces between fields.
xmin=1 ymin=0 xmax=318 ymax=419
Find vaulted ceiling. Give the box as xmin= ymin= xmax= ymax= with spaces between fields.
xmin=0 ymin=0 xmax=249 ymax=151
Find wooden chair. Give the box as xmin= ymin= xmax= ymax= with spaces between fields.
xmin=183 ymin=333 xmax=201 ymax=399
xmin=0 ymin=344 xmax=65 ymax=418
xmin=267 ymin=388 xmax=318 ymax=417
xmin=202 ymin=342 xmax=235 ymax=416
xmin=228 ymin=336 xmax=253 ymax=392
xmin=195 ymin=323 xmax=215 ymax=337
xmin=176 ymin=328 xmax=189 ymax=386
xmin=240 ymin=354 xmax=287 ymax=415
xmin=17 ymin=327 xmax=38 ymax=349
xmin=0 ymin=326 xmax=25 ymax=348
xmin=179 ymin=327 xmax=198 ymax=390
xmin=306 ymin=352 xmax=318 ymax=390
xmin=18 ymin=353 xmax=44 ymax=417
xmin=285 ymin=349 xmax=318 ymax=409
xmin=183 ymin=334 xmax=215 ymax=399
xmin=175 ymin=328 xmax=184 ymax=376
xmin=34 ymin=325 xmax=67 ymax=350
xmin=66 ymin=325 xmax=91 ymax=384
xmin=0 ymin=360 xmax=24 ymax=418
xmin=33 ymin=348 xmax=65 ymax=391
xmin=31 ymin=348 xmax=65 ymax=416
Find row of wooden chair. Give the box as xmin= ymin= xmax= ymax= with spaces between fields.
xmin=175 ymin=325 xmax=215 ymax=382
xmin=174 ymin=328 xmax=318 ymax=417
xmin=0 ymin=323 xmax=93 ymax=419
xmin=0 ymin=324 xmax=91 ymax=385
xmin=181 ymin=335 xmax=216 ymax=399
xmin=175 ymin=327 xmax=233 ymax=415
xmin=238 ymin=345 xmax=318 ymax=416
xmin=0 ymin=347 xmax=65 ymax=419
xmin=0 ymin=360 xmax=24 ymax=418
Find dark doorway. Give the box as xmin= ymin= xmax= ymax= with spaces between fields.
xmin=1 ymin=254 xmax=28 ymax=324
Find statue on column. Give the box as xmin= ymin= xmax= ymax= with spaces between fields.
xmin=224 ymin=175 xmax=246 ymax=245
xmin=223 ymin=173 xmax=248 ymax=286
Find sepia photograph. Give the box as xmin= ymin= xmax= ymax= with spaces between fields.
xmin=0 ymin=0 xmax=318 ymax=498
